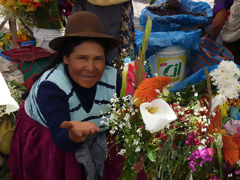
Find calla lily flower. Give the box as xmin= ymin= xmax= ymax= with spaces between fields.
xmin=0 ymin=73 xmax=19 ymax=114
xmin=140 ymin=99 xmax=177 ymax=133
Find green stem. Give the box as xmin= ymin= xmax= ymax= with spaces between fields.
xmin=217 ymin=147 xmax=223 ymax=179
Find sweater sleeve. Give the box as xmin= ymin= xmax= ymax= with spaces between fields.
xmin=36 ymin=81 xmax=82 ymax=152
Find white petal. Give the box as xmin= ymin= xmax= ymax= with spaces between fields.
xmin=211 ymin=94 xmax=226 ymax=112
xmin=0 ymin=73 xmax=19 ymax=114
xmin=140 ymin=99 xmax=177 ymax=133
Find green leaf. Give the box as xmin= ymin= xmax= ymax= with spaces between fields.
xmin=147 ymin=150 xmax=156 ymax=162
xmin=119 ymin=165 xmax=137 ymax=180
xmin=134 ymin=17 xmax=152 ymax=88
xmin=142 ymin=16 xmax=152 ymax=55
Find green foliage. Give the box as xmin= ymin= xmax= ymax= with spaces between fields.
xmin=134 ymin=16 xmax=152 ymax=88
xmin=165 ymin=80 xmax=217 ymax=106
xmin=34 ymin=0 xmax=62 ymax=29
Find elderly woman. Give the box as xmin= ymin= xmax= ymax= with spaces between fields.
xmin=8 ymin=11 xmax=123 ymax=180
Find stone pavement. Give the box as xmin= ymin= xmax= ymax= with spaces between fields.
xmin=0 ymin=56 xmax=23 ymax=83
xmin=132 ymin=0 xmax=150 ymax=30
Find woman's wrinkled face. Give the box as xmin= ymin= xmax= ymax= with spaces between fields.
xmin=63 ymin=40 xmax=106 ymax=88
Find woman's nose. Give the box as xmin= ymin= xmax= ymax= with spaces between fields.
xmin=86 ymin=59 xmax=95 ymax=72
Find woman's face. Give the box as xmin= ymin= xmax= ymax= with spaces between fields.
xmin=63 ymin=40 xmax=106 ymax=88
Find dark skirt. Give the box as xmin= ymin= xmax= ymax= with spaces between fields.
xmin=8 ymin=103 xmax=124 ymax=180
xmin=223 ymin=38 xmax=240 ymax=65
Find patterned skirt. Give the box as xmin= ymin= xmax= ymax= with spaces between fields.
xmin=8 ymin=103 xmax=124 ymax=180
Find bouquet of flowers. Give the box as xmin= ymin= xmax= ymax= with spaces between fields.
xmin=102 ymin=17 xmax=240 ymax=180
xmin=0 ymin=0 xmax=63 ymax=29
xmin=0 ymin=75 xmax=27 ymax=179
xmin=0 ymin=31 xmax=31 ymax=50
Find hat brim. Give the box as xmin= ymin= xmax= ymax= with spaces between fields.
xmin=49 ymin=32 xmax=119 ymax=51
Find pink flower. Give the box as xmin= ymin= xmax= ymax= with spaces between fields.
xmin=224 ymin=120 xmax=240 ymax=135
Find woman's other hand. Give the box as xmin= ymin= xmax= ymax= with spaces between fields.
xmin=60 ymin=121 xmax=100 ymax=142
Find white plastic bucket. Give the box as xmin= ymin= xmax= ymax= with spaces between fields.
xmin=33 ymin=27 xmax=64 ymax=50
xmin=150 ymin=46 xmax=186 ymax=85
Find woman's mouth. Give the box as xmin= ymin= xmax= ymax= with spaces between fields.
xmin=80 ymin=75 xmax=97 ymax=79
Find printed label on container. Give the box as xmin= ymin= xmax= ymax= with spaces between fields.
xmin=157 ymin=55 xmax=185 ymax=85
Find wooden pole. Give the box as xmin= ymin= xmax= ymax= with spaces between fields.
xmin=9 ymin=17 xmax=18 ymax=49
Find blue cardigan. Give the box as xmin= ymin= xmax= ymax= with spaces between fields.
xmin=26 ymin=64 xmax=121 ymax=151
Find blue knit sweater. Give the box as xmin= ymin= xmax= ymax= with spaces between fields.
xmin=25 ymin=64 xmax=121 ymax=152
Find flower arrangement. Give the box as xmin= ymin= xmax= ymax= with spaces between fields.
xmin=0 ymin=31 xmax=31 ymax=50
xmin=102 ymin=18 xmax=240 ymax=179
xmin=0 ymin=78 xmax=27 ymax=179
xmin=0 ymin=0 xmax=63 ymax=29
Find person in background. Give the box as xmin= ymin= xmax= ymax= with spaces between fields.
xmin=68 ymin=0 xmax=136 ymax=70
xmin=211 ymin=0 xmax=240 ymax=64
xmin=8 ymin=11 xmax=123 ymax=180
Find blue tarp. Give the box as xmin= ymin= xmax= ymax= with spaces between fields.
xmin=140 ymin=0 xmax=213 ymax=32
xmin=135 ymin=29 xmax=202 ymax=59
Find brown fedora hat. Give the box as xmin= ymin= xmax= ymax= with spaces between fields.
xmin=49 ymin=11 xmax=119 ymax=51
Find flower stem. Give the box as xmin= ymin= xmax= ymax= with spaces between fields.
xmin=217 ymin=147 xmax=223 ymax=179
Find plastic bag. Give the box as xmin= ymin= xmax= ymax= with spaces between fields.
xmin=140 ymin=0 xmax=212 ymax=32
xmin=0 ymin=114 xmax=15 ymax=154
xmin=135 ymin=29 xmax=202 ymax=59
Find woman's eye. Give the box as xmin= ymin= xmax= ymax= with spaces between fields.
xmin=95 ymin=57 xmax=104 ymax=61
xmin=78 ymin=56 xmax=87 ymax=60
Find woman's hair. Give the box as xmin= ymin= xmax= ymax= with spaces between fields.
xmin=34 ymin=37 xmax=109 ymax=82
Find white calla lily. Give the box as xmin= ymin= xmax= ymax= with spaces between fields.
xmin=0 ymin=72 xmax=19 ymax=114
xmin=140 ymin=99 xmax=177 ymax=133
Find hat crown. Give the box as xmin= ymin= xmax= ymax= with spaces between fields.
xmin=65 ymin=11 xmax=104 ymax=35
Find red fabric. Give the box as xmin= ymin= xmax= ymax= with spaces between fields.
xmin=8 ymin=103 xmax=124 ymax=180
xmin=2 ymin=46 xmax=53 ymax=62
xmin=22 ymin=74 xmax=39 ymax=91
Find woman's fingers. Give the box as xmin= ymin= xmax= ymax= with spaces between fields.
xmin=60 ymin=121 xmax=100 ymax=139
xmin=60 ymin=121 xmax=74 ymax=129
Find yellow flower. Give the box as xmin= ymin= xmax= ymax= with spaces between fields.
xmin=220 ymin=101 xmax=229 ymax=117
xmin=17 ymin=31 xmax=23 ymax=36
xmin=21 ymin=34 xmax=28 ymax=41
xmin=5 ymin=33 xmax=11 ymax=41
xmin=0 ymin=0 xmax=7 ymax=5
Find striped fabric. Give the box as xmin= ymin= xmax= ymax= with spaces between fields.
xmin=190 ymin=36 xmax=234 ymax=75
xmin=25 ymin=63 xmax=117 ymax=131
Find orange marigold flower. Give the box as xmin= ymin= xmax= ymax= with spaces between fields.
xmin=222 ymin=134 xmax=239 ymax=166
xmin=133 ymin=76 xmax=171 ymax=107
xmin=232 ymin=134 xmax=240 ymax=158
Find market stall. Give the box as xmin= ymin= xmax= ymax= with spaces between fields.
xmin=0 ymin=0 xmax=239 ymax=179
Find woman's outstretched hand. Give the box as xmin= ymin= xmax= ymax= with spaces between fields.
xmin=60 ymin=121 xmax=100 ymax=142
